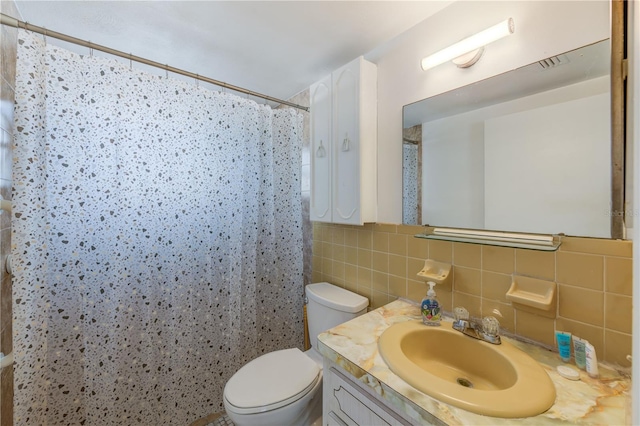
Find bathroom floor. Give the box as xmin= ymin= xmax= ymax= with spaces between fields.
xmin=205 ymin=414 xmax=234 ymax=426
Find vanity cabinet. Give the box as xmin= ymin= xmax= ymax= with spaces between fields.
xmin=323 ymin=360 xmax=421 ymax=426
xmin=310 ymin=56 xmax=377 ymax=225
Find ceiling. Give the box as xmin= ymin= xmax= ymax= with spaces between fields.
xmin=15 ymin=1 xmax=451 ymax=105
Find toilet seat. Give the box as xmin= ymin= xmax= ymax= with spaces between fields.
xmin=224 ymin=348 xmax=321 ymax=415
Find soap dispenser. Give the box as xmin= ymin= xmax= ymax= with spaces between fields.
xmin=421 ymin=281 xmax=441 ymax=326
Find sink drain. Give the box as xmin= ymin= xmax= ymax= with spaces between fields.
xmin=456 ymin=378 xmax=474 ymax=388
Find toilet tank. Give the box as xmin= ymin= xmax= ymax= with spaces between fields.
xmin=306 ymin=282 xmax=369 ymax=349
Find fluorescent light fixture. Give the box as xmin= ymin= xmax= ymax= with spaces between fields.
xmin=421 ymin=18 xmax=515 ymax=71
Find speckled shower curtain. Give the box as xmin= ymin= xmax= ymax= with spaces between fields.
xmin=12 ymin=30 xmax=303 ymax=425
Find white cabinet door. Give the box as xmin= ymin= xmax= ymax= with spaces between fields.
xmin=324 ymin=363 xmax=413 ymax=426
xmin=310 ymin=75 xmax=332 ymax=222
xmin=309 ymin=56 xmax=377 ymax=225
xmin=332 ymin=60 xmax=361 ymax=225
xmin=326 ymin=411 xmax=348 ymax=426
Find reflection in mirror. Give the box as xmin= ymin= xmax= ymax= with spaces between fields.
xmin=402 ymin=125 xmax=422 ymax=224
xmin=403 ymin=40 xmax=613 ymax=238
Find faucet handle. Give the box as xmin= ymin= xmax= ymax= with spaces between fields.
xmin=454 ymin=306 xmax=469 ymax=321
xmin=482 ymin=316 xmax=501 ymax=342
xmin=452 ymin=307 xmax=470 ymax=332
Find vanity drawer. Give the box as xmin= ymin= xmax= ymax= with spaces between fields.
xmin=325 ymin=367 xmax=409 ymax=426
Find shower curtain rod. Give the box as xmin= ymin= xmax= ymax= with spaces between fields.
xmin=0 ymin=13 xmax=310 ymax=112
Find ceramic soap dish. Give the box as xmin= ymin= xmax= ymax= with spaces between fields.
xmin=506 ymin=276 xmax=557 ymax=318
xmin=416 ymin=259 xmax=451 ymax=285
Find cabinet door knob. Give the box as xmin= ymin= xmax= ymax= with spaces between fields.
xmin=316 ymin=140 xmax=326 ymax=158
xmin=341 ymin=133 xmax=350 ymax=152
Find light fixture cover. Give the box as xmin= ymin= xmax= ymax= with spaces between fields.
xmin=421 ymin=18 xmax=515 ymax=71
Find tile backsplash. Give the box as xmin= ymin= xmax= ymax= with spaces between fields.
xmin=311 ymin=223 xmax=632 ymax=368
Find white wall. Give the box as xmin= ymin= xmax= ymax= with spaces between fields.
xmin=422 ymin=120 xmax=484 ymax=228
xmin=485 ymin=91 xmax=610 ymax=236
xmin=365 ymin=0 xmax=610 ymax=224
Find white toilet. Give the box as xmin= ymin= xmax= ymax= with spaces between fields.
xmin=223 ymin=282 xmax=368 ymax=426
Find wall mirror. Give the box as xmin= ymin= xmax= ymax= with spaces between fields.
xmin=402 ymin=39 xmax=620 ymax=239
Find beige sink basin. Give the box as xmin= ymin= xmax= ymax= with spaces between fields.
xmin=378 ymin=320 xmax=556 ymax=418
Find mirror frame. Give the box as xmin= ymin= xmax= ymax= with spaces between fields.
xmin=611 ymin=0 xmax=625 ymax=239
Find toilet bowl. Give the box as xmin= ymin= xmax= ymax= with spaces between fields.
xmin=223 ymin=282 xmax=368 ymax=426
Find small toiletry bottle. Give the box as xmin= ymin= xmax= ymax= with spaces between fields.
xmin=585 ymin=341 xmax=599 ymax=378
xmin=421 ymin=282 xmax=441 ymax=326
xmin=555 ymin=331 xmax=572 ymax=362
xmin=573 ymin=336 xmax=587 ymax=370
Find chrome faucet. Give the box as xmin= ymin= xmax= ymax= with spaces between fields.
xmin=452 ymin=307 xmax=501 ymax=345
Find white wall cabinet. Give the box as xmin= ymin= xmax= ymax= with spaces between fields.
xmin=310 ymin=56 xmax=377 ymax=225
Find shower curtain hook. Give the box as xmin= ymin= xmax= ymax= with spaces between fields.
xmin=129 ymin=53 xmax=132 ymax=70
xmin=195 ymin=74 xmax=199 ymax=87
xmin=165 ymin=65 xmax=169 ymax=79
xmin=43 ymin=27 xmax=47 ymax=45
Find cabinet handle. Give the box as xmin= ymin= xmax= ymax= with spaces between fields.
xmin=341 ymin=133 xmax=350 ymax=152
xmin=316 ymin=140 xmax=326 ymax=158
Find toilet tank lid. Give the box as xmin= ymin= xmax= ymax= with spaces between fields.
xmin=306 ymin=282 xmax=368 ymax=313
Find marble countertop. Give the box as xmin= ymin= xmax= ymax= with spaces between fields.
xmin=317 ymin=299 xmax=631 ymax=426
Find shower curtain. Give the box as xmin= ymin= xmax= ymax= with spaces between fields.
xmin=12 ymin=30 xmax=303 ymax=425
